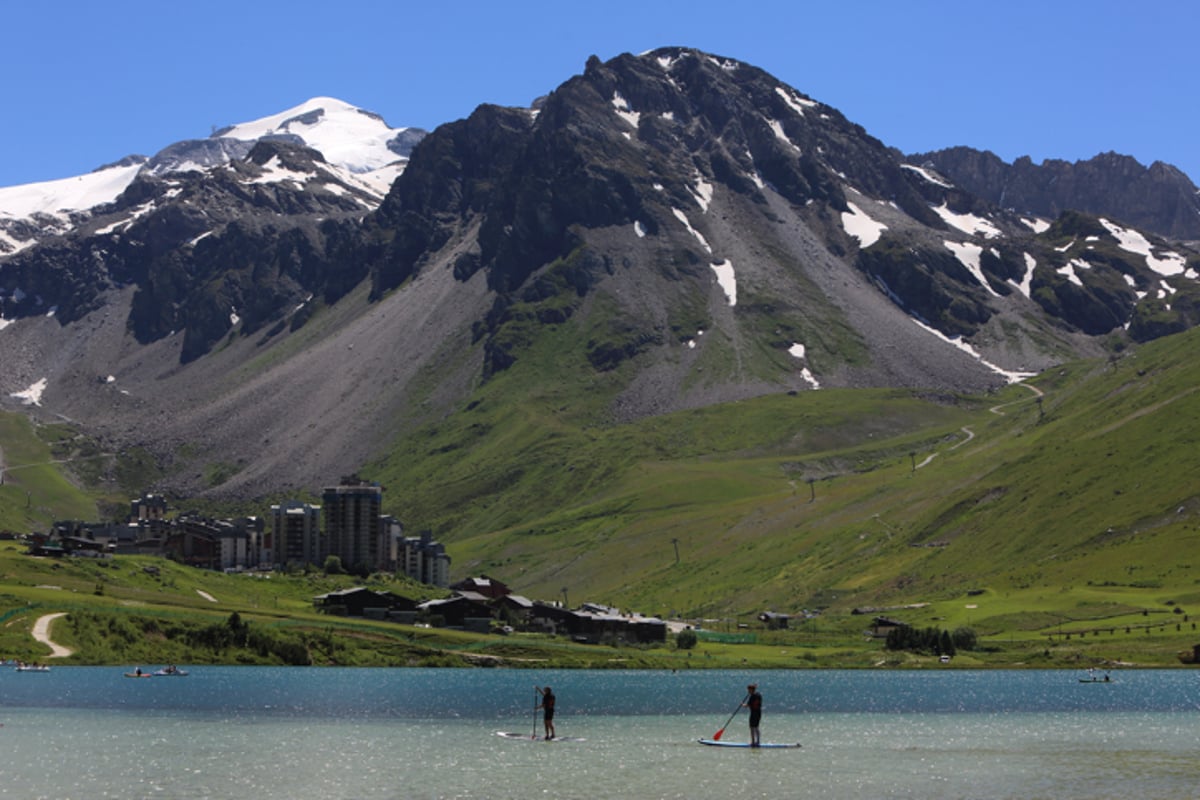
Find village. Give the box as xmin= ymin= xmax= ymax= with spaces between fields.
xmin=21 ymin=476 xmax=709 ymax=645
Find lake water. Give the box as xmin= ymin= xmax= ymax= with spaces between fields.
xmin=1 ymin=667 xmax=1198 ymax=799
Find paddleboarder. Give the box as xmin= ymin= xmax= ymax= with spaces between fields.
xmin=742 ymin=683 xmax=762 ymax=747
xmin=536 ymin=685 xmax=556 ymax=740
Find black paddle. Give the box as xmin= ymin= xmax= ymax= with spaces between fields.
xmin=712 ymin=694 xmax=749 ymax=741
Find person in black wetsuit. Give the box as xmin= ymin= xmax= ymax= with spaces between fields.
xmin=743 ymin=683 xmax=762 ymax=747
xmin=536 ymin=685 xmax=556 ymax=739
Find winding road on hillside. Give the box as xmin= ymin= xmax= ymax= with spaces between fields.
xmin=914 ymin=381 xmax=1043 ymax=471
xmin=31 ymin=612 xmax=73 ymax=658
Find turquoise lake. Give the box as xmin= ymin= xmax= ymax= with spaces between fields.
xmin=1 ymin=667 xmax=1198 ymax=798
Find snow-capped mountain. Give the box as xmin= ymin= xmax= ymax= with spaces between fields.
xmin=0 ymin=97 xmax=424 ymax=257
xmin=211 ymin=96 xmax=419 ymax=189
xmin=1 ymin=48 xmax=1197 ymax=502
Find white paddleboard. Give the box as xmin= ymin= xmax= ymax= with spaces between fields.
xmin=496 ymin=731 xmax=586 ymax=742
xmin=697 ymin=738 xmax=800 ymax=749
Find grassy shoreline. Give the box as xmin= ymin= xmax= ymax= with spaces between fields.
xmin=4 ymin=550 xmax=1195 ymax=670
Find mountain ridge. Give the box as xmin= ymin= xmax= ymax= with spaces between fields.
xmin=908 ymin=146 xmax=1200 ymax=242
xmin=1 ymin=47 xmax=1197 ymax=504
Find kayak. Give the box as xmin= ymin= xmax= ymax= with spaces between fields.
xmin=697 ymin=738 xmax=801 ymax=749
xmin=495 ymin=731 xmax=587 ymax=743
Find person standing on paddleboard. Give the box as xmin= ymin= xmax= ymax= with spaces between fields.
xmin=536 ymin=686 xmax=556 ymax=740
xmin=742 ymin=683 xmax=762 ymax=747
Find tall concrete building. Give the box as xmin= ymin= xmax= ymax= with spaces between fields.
xmin=400 ymin=530 xmax=452 ymax=588
xmin=322 ymin=476 xmax=383 ymax=572
xmin=270 ymin=501 xmax=321 ymax=569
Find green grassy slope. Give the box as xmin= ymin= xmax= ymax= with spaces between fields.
xmin=3 ymin=326 xmax=1199 ymax=667
xmin=371 ymin=325 xmax=1200 ymax=649
xmin=0 ymin=414 xmax=103 ymax=532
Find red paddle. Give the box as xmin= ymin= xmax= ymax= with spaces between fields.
xmin=712 ymin=694 xmax=749 ymax=741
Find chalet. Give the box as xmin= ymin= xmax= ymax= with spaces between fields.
xmin=495 ymin=593 xmax=534 ymax=625
xmin=418 ymin=591 xmax=493 ymax=630
xmin=867 ymin=616 xmax=910 ymax=638
xmin=452 ymin=575 xmax=510 ymax=599
xmin=530 ymin=601 xmax=666 ymax=644
xmin=24 ymin=532 xmax=67 ymax=557
xmin=313 ymin=587 xmax=418 ymax=619
xmin=758 ymin=611 xmax=790 ymax=629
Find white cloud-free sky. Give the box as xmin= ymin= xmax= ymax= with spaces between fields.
xmin=1 ymin=0 xmax=1196 ymax=189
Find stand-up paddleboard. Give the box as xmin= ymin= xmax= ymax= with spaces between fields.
xmin=697 ymin=738 xmax=800 ymax=749
xmin=496 ymin=731 xmax=587 ymax=743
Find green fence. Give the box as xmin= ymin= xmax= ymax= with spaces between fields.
xmin=0 ymin=605 xmax=35 ymax=625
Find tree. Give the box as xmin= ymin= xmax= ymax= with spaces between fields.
xmin=675 ymin=629 xmax=698 ymax=650
xmin=951 ymin=627 xmax=977 ymax=651
xmin=323 ymin=555 xmax=345 ymax=575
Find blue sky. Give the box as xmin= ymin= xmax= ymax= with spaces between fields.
xmin=3 ymin=0 xmax=1196 ymax=188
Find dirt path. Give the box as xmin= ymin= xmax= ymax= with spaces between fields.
xmin=31 ymin=612 xmax=73 ymax=658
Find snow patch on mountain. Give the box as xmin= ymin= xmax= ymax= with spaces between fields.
xmin=1057 ymin=259 xmax=1088 ymax=287
xmin=841 ymin=201 xmax=887 ymax=248
xmin=247 ymin=156 xmax=314 ymax=187
xmin=692 ymin=177 xmax=713 ymax=212
xmin=94 ymin=199 xmax=158 ymax=235
xmin=775 ymin=87 xmax=816 ymax=117
xmin=10 ymin=377 xmax=47 ymax=406
xmin=1011 ymin=253 xmax=1036 ymax=297
xmin=768 ymin=119 xmax=800 ymax=152
xmin=611 ymin=92 xmax=640 ymax=129
xmin=944 ymin=240 xmax=1000 ymax=296
xmin=1098 ymin=218 xmax=1187 ymax=276
xmin=708 ymin=55 xmax=739 ymax=72
xmin=0 ymin=229 xmax=26 ymax=256
xmin=933 ymin=203 xmax=1001 ymax=239
xmin=711 ymin=260 xmax=737 ymax=306
xmin=787 ymin=343 xmax=820 ymax=389
xmin=672 ymin=208 xmax=711 ymax=253
xmin=901 ymin=164 xmax=953 ymax=188
xmin=910 ymin=320 xmax=1036 ymax=384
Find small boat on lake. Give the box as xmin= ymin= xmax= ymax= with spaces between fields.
xmin=15 ymin=663 xmax=51 ymax=672
xmin=153 ymin=666 xmax=188 ymax=677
